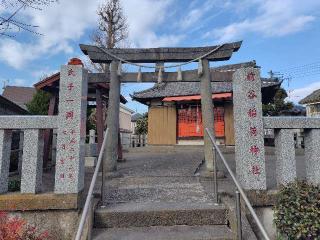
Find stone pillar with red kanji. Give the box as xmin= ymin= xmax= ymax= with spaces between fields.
xmin=233 ymin=67 xmax=267 ymax=190
xmin=54 ymin=61 xmax=88 ymax=194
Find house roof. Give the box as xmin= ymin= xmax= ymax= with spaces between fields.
xmin=132 ymin=79 xmax=280 ymax=103
xmin=0 ymin=95 xmax=29 ymax=114
xmin=131 ymin=113 xmax=143 ymax=122
xmin=299 ymin=89 xmax=320 ymax=104
xmin=2 ymin=86 xmax=36 ymax=110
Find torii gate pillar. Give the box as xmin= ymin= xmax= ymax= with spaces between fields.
xmin=200 ymin=59 xmax=215 ymax=172
xmin=103 ymin=61 xmax=120 ymax=174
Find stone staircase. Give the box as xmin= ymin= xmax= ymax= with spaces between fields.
xmin=92 ymin=201 xmax=233 ymax=240
xmin=89 ymin=149 xmax=236 ymax=240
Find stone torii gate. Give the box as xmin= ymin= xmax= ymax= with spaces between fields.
xmin=80 ymin=42 xmax=242 ymax=202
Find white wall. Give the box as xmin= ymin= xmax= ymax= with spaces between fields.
xmin=119 ymin=103 xmax=134 ymax=132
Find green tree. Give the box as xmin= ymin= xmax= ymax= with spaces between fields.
xmin=26 ymin=90 xmax=51 ymax=115
xmin=262 ymin=88 xmax=293 ymax=116
xmin=135 ymin=113 xmax=148 ymax=135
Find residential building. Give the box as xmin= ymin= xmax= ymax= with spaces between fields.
xmin=2 ymin=86 xmax=36 ymax=110
xmin=299 ymin=89 xmax=320 ymax=116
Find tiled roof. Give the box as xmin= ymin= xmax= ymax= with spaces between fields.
xmin=0 ymin=95 xmax=29 ymax=115
xmin=2 ymin=86 xmax=36 ymax=109
xmin=299 ymin=89 xmax=320 ymax=104
xmin=132 ymin=79 xmax=280 ymax=101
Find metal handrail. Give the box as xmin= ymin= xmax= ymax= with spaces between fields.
xmin=75 ymin=128 xmax=109 ymax=240
xmin=205 ymin=128 xmax=270 ymax=240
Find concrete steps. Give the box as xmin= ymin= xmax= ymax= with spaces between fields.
xmin=92 ymin=225 xmax=233 ymax=240
xmin=94 ymin=202 xmax=228 ymax=228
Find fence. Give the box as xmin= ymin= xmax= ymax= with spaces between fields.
xmin=232 ymin=67 xmax=320 ymax=190
xmin=0 ymin=64 xmax=88 ymax=195
xmin=263 ymin=117 xmax=320 ymax=186
xmin=88 ymin=129 xmax=147 ymax=149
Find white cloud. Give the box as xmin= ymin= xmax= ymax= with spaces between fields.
xmin=178 ymin=0 xmax=224 ymax=31
xmin=287 ymin=81 xmax=320 ymax=103
xmin=12 ymin=78 xmax=27 ymax=86
xmin=122 ymin=0 xmax=183 ymax=47
xmin=0 ymin=0 xmax=185 ymax=69
xmin=207 ymin=0 xmax=319 ymax=43
xmin=0 ymin=0 xmax=102 ymax=68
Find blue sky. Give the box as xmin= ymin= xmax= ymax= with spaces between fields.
xmin=1 ymin=0 xmax=320 ymax=113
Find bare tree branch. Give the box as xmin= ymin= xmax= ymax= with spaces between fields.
xmin=0 ymin=0 xmax=57 ymax=37
xmin=87 ymin=0 xmax=129 ymax=73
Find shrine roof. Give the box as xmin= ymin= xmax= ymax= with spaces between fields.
xmin=299 ymin=89 xmax=320 ymax=105
xmin=132 ymin=62 xmax=281 ymax=104
xmin=34 ymin=72 xmax=127 ymax=103
xmin=132 ymin=80 xmax=280 ymax=103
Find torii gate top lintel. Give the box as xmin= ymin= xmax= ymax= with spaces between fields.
xmin=80 ymin=41 xmax=242 ymax=64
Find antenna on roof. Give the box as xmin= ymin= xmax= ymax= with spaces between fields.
xmin=2 ymin=79 xmax=9 ymax=90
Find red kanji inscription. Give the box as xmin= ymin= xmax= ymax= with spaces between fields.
xmin=250 ymin=127 xmax=257 ymax=137
xmin=247 ymin=90 xmax=257 ymax=99
xmin=250 ymin=145 xmax=260 ymax=156
xmin=68 ymin=69 xmax=76 ymax=76
xmin=67 ymin=83 xmax=74 ymax=91
xmin=248 ymin=108 xmax=257 ymax=118
xmin=251 ymin=165 xmax=261 ymax=175
xmin=247 ymin=72 xmax=255 ymax=81
xmin=65 ymin=111 xmax=74 ymax=120
xmin=70 ymin=138 xmax=76 ymax=145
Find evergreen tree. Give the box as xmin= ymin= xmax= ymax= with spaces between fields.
xmin=135 ymin=113 xmax=148 ymax=135
xmin=262 ymin=88 xmax=293 ymax=116
xmin=26 ymin=90 xmax=51 ymax=115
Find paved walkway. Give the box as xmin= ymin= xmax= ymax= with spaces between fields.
xmin=97 ymin=146 xmax=307 ymax=201
xmin=102 ymin=146 xmax=212 ymax=204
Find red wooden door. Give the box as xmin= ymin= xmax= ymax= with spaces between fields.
xmin=178 ymin=105 xmax=225 ymax=138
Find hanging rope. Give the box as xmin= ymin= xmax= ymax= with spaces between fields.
xmin=96 ymin=44 xmax=225 ymax=70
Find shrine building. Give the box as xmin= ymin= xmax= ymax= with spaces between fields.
xmin=132 ymin=61 xmax=281 ymax=145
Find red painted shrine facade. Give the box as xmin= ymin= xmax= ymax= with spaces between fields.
xmin=132 ymin=62 xmax=281 ymax=146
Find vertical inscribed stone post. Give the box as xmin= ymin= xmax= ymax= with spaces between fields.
xmin=200 ymin=59 xmax=215 ymax=171
xmin=274 ymin=129 xmax=296 ymax=186
xmin=0 ymin=130 xmax=12 ymax=193
xmin=54 ymin=64 xmax=88 ymax=194
xmin=233 ymin=67 xmax=267 ymax=190
xmin=304 ymin=129 xmax=320 ymax=185
xmin=21 ymin=129 xmax=44 ymax=193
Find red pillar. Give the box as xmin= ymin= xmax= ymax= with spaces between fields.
xmin=96 ymin=88 xmax=104 ymax=152
xmin=117 ymin=131 xmax=123 ymax=161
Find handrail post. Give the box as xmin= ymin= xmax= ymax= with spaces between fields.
xmin=213 ymin=146 xmax=219 ymax=205
xmin=205 ymin=128 xmax=270 ymax=240
xmin=235 ymin=191 xmax=242 ymax=240
xmin=75 ymin=129 xmax=109 ymax=240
